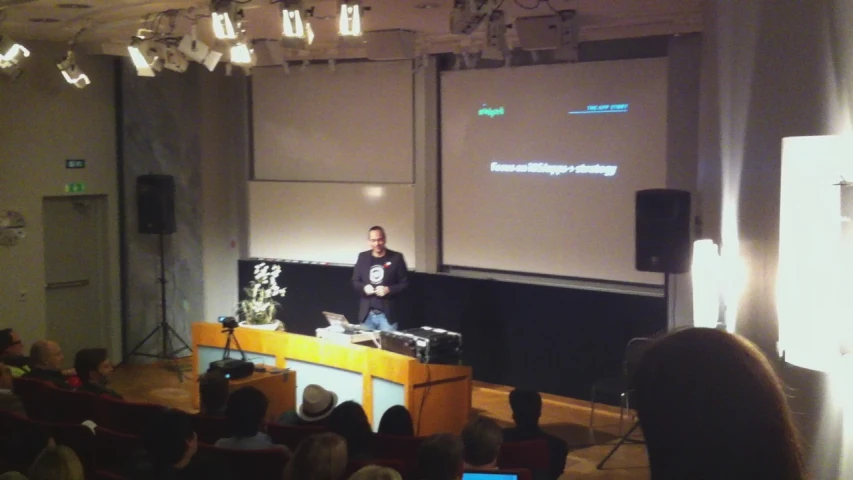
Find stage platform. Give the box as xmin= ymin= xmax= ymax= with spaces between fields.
xmin=190 ymin=322 xmax=472 ymax=435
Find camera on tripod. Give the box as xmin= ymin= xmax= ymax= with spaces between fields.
xmin=209 ymin=316 xmax=254 ymax=379
xmin=219 ymin=316 xmax=240 ymax=330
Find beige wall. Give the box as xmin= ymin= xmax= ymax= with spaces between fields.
xmin=200 ymin=70 xmax=250 ymax=320
xmin=0 ymin=41 xmax=121 ymax=358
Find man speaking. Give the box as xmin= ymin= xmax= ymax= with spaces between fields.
xmin=352 ymin=226 xmax=409 ymax=331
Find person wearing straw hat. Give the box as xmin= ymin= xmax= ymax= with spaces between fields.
xmin=278 ymin=384 xmax=339 ymax=426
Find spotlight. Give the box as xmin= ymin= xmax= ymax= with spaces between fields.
xmin=211 ymin=0 xmax=238 ymax=40
xmin=178 ymin=26 xmax=210 ymax=63
xmin=162 ymin=46 xmax=189 ymax=73
xmin=339 ymin=0 xmax=362 ymax=37
xmin=230 ymin=38 xmax=255 ymax=67
xmin=178 ymin=33 xmax=222 ymax=72
xmin=0 ymin=35 xmax=30 ymax=78
xmin=281 ymin=1 xmax=315 ymax=48
xmin=127 ymin=36 xmax=159 ymax=77
xmin=0 ymin=35 xmax=30 ymax=68
xmin=56 ymin=50 xmax=90 ymax=88
xmin=282 ymin=1 xmax=305 ymax=38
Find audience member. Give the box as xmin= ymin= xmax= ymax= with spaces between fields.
xmin=0 ymin=472 xmax=27 ymax=480
xmin=215 ymin=386 xmax=289 ymax=452
xmin=377 ymin=405 xmax=414 ymax=437
xmin=198 ymin=370 xmax=229 ymax=416
xmin=23 ymin=340 xmax=71 ymax=389
xmin=0 ymin=362 xmax=26 ymax=417
xmin=279 ymin=383 xmax=338 ymax=426
xmin=348 ymin=465 xmax=403 ymax=480
xmin=283 ymin=432 xmax=348 ymax=480
xmin=129 ymin=408 xmax=235 ymax=480
xmin=27 ymin=444 xmax=85 ymax=480
xmin=0 ymin=329 xmax=29 ymax=377
xmin=73 ymin=348 xmax=121 ymax=399
xmin=633 ymin=327 xmax=806 ymax=480
xmin=327 ymin=401 xmax=374 ymax=460
xmin=503 ymin=389 xmax=568 ymax=479
xmin=461 ymin=416 xmax=502 ymax=470
xmin=418 ymin=433 xmax=464 ymax=480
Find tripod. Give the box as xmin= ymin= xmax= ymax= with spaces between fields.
xmin=596 ymin=420 xmax=644 ymax=469
xmin=222 ymin=324 xmax=247 ymax=361
xmin=125 ymin=233 xmax=192 ymax=381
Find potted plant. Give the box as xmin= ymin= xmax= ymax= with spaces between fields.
xmin=237 ymin=262 xmax=286 ymax=331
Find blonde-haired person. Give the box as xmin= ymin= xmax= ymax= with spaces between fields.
xmin=348 ymin=465 xmax=403 ymax=480
xmin=284 ymin=432 xmax=349 ymax=480
xmin=28 ymin=445 xmax=85 ymax=480
xmin=633 ymin=327 xmax=806 ymax=480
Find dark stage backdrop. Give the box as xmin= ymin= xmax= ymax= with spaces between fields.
xmin=239 ymin=259 xmax=665 ymax=401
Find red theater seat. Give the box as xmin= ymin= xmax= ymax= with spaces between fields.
xmin=498 ymin=439 xmax=550 ymax=472
xmin=372 ymin=434 xmax=425 ymax=474
xmin=197 ymin=444 xmax=291 ymax=480
xmin=96 ymin=395 xmax=167 ymax=435
xmin=266 ymin=423 xmax=325 ymax=450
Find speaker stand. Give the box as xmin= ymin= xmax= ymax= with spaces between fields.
xmin=596 ymin=420 xmax=643 ymax=469
xmin=124 ymin=233 xmax=192 ymax=381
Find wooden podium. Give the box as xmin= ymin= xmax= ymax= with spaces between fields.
xmin=192 ymin=322 xmax=472 ymax=435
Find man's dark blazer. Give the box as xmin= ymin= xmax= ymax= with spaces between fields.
xmin=352 ymin=249 xmax=409 ymax=323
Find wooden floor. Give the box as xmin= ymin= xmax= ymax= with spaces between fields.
xmin=110 ymin=361 xmax=649 ymax=480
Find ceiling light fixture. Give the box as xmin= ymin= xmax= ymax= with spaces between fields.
xmin=0 ymin=35 xmax=30 ymax=68
xmin=339 ymin=0 xmax=362 ymax=37
xmin=127 ymin=36 xmax=159 ymax=77
xmin=281 ymin=0 xmax=315 ymax=46
xmin=178 ymin=25 xmax=222 ymax=71
xmin=211 ymin=0 xmax=238 ymax=40
xmin=282 ymin=1 xmax=305 ymax=38
xmin=56 ymin=50 xmax=90 ymax=88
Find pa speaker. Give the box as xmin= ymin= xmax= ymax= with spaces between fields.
xmin=635 ymin=189 xmax=691 ymax=273
xmin=137 ymin=175 xmax=176 ymax=235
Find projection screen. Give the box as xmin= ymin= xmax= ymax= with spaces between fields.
xmin=440 ymin=58 xmax=668 ymax=285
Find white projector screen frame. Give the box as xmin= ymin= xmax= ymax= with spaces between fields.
xmin=440 ymin=58 xmax=668 ymax=285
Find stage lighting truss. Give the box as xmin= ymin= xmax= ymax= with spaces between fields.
xmin=339 ymin=0 xmax=362 ymax=37
xmin=57 ymin=50 xmax=91 ymax=88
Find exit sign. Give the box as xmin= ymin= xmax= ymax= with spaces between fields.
xmin=65 ymin=183 xmax=86 ymax=193
xmin=66 ymin=159 xmax=85 ymax=169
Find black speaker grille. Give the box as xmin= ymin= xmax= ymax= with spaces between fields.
xmin=635 ymin=189 xmax=691 ymax=273
xmin=137 ymin=175 xmax=176 ymax=235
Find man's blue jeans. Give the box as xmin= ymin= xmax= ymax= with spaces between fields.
xmin=363 ymin=310 xmax=397 ymax=332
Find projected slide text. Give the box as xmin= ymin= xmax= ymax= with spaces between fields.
xmin=490 ymin=161 xmax=618 ymax=177
xmin=568 ymin=103 xmax=630 ymax=115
